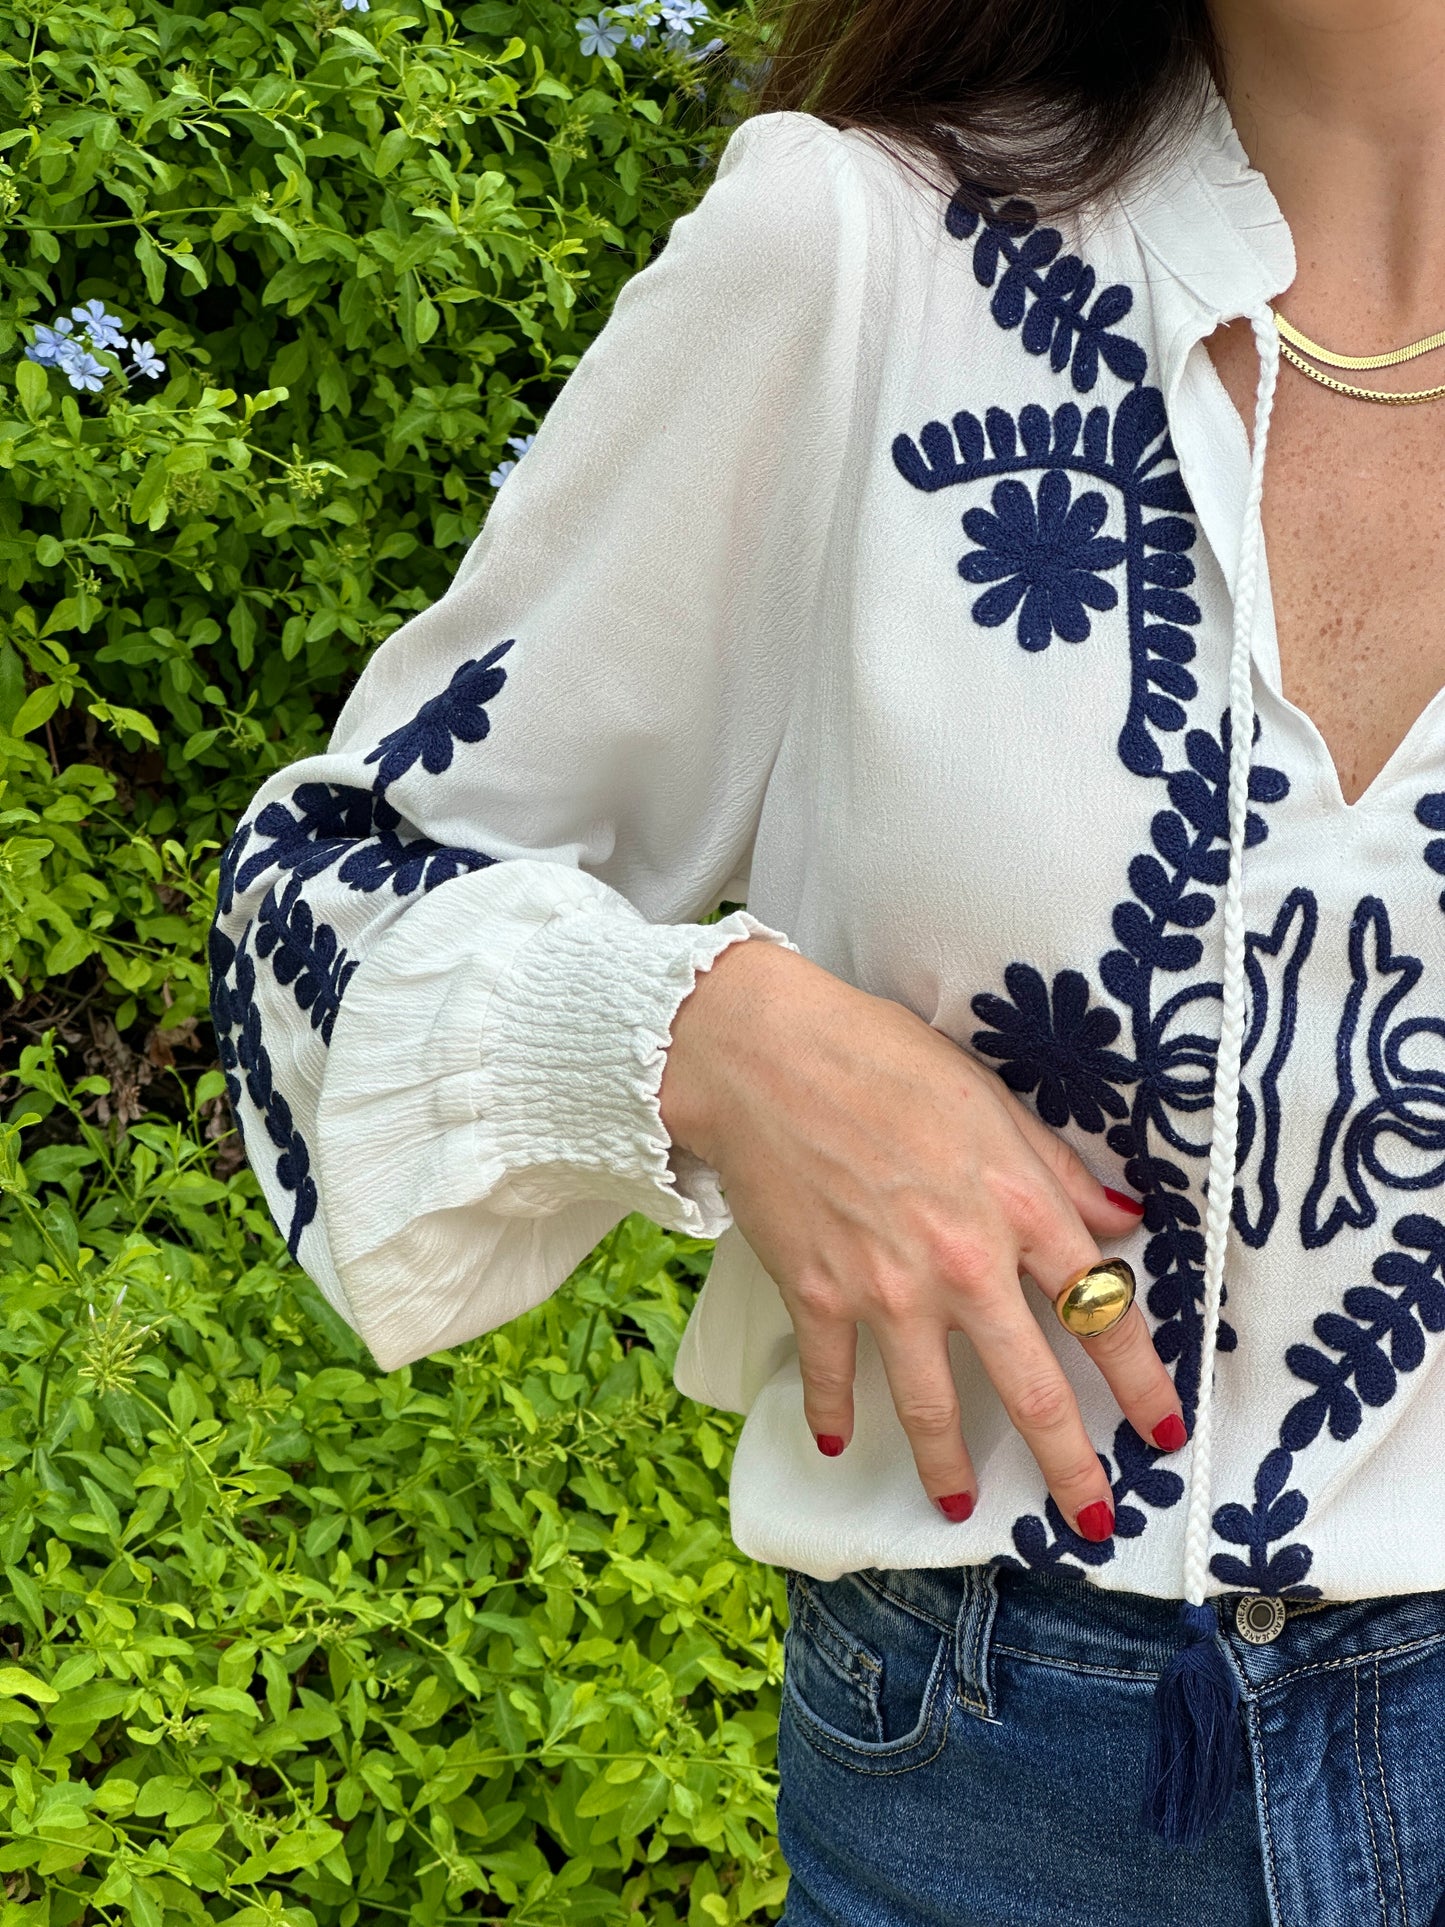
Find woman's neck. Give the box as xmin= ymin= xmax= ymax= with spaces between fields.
xmin=1209 ymin=0 xmax=1445 ymax=330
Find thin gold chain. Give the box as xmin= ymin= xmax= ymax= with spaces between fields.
xmin=1277 ymin=335 xmax=1445 ymax=405
xmin=1275 ymin=310 xmax=1445 ymax=370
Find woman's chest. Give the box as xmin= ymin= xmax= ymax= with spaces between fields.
xmin=1207 ymin=320 xmax=1445 ymax=807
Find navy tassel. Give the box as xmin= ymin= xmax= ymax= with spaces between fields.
xmin=1143 ymin=1602 xmax=1242 ymax=1845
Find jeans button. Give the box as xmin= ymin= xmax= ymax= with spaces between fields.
xmin=1235 ymin=1595 xmax=1287 ymax=1645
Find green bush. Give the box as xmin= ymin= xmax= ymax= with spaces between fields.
xmin=0 ymin=0 xmax=791 ymax=1920
xmin=0 ymin=1054 xmax=786 ymax=1926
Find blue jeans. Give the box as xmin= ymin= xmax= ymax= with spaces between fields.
xmin=777 ymin=1561 xmax=1445 ymax=1926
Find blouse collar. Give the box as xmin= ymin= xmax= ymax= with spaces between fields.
xmin=1119 ymin=80 xmax=1297 ymax=335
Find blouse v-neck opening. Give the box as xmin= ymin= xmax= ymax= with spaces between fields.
xmin=1159 ymin=93 xmax=1445 ymax=819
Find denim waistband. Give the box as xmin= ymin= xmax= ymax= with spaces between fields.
xmin=853 ymin=1561 xmax=1445 ymax=1718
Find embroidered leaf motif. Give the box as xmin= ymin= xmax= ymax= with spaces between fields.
xmin=1210 ymin=1448 xmax=1319 ymax=1597
xmin=945 ymin=193 xmax=1147 ymax=392
xmin=1419 ymin=791 xmax=1445 ymax=909
xmin=365 ymin=637 xmax=514 ymax=791
xmin=209 ymin=929 xmax=317 ymax=1258
xmin=1000 ymin=1427 xmax=1183 ymax=1577
xmin=1282 ymin=1214 xmax=1445 ymax=1450
xmin=253 ymin=872 xmax=358 ymax=1046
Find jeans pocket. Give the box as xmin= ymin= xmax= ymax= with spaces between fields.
xmin=782 ymin=1570 xmax=953 ymax=1775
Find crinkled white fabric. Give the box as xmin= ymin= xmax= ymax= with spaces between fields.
xmin=215 ymin=86 xmax=1445 ymax=1604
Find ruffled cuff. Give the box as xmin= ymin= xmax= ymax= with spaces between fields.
xmin=482 ymin=897 xmax=797 ymax=1236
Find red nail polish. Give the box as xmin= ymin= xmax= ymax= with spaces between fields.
xmin=1103 ymin=1186 xmax=1146 ymax=1217
xmin=1152 ymin=1414 xmax=1188 ymax=1453
xmin=816 ymin=1434 xmax=845 ymax=1458
xmin=935 ymin=1492 xmax=975 ymax=1522
xmin=1076 ymin=1501 xmax=1115 ymax=1543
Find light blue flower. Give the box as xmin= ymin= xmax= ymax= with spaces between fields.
xmin=62 ymin=348 xmax=108 ymax=393
xmin=71 ymin=299 xmax=126 ymax=350
xmin=688 ymin=35 xmax=724 ymax=59
xmin=24 ymin=318 xmax=77 ymax=366
xmin=576 ymin=12 xmax=627 ymax=55
xmin=488 ymin=433 xmax=535 ymax=488
xmin=127 ymin=338 xmax=166 ymax=379
xmin=661 ymin=0 xmax=707 ymax=24
xmin=341 ymin=0 xmax=370 ymax=11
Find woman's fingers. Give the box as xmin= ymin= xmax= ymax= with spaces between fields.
xmin=872 ymin=1321 xmax=978 ymax=1521
xmin=795 ymin=1307 xmax=858 ymax=1458
xmin=1078 ymin=1305 xmax=1188 ymax=1452
xmin=955 ymin=1287 xmax=1118 ymax=1538
xmin=997 ymin=1081 xmax=1150 ymax=1237
xmin=1013 ymin=1180 xmax=1187 ymax=1455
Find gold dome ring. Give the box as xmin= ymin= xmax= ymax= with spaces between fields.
xmin=1054 ymin=1259 xmax=1137 ymax=1339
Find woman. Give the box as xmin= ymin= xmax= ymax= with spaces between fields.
xmin=211 ymin=0 xmax=1445 ymax=1918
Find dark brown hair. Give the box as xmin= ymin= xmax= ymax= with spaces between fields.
xmin=744 ymin=0 xmax=1222 ymax=217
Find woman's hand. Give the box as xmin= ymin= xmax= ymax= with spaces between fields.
xmin=659 ymin=938 xmax=1184 ymax=1538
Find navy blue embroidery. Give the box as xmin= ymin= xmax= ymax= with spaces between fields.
xmin=253 ymin=872 xmax=358 ymax=1047
xmin=945 ymin=193 xmax=1148 ymax=392
xmin=971 ymin=964 xmax=1136 ymax=1133
xmin=1209 ymin=1448 xmax=1319 ymax=1598
xmin=365 ymin=639 xmax=514 ymax=790
xmin=960 ymin=469 xmax=1126 ymax=650
xmin=238 ymin=784 xmax=493 ymax=903
xmin=209 ymin=923 xmax=317 ymax=1258
xmin=1283 ymin=1212 xmax=1445 ymax=1449
xmin=1208 ymin=1211 xmax=1445 ymax=1594
xmin=1001 ymin=1425 xmax=1185 ymax=1576
xmin=893 ymin=390 xmax=1201 ymax=778
xmin=1234 ymin=891 xmax=1318 ymax=1248
xmin=1100 ymin=718 xmax=1292 ymax=1410
xmin=1419 ymin=791 xmax=1445 ymax=907
xmin=993 ymin=717 xmax=1295 ymax=1577
xmin=907 ymin=184 xmax=1330 ymax=1590
xmin=1302 ymin=897 xmax=1445 ymax=1248
xmin=211 ymin=643 xmax=514 ymax=1248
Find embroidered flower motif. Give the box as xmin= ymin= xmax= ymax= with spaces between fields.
xmin=364 ymin=638 xmax=514 ymax=791
xmin=971 ymin=963 xmax=1136 ymax=1133
xmin=959 ymin=469 xmax=1126 ymax=651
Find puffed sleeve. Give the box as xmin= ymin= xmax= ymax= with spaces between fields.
xmin=208 ymin=110 xmax=872 ymax=1371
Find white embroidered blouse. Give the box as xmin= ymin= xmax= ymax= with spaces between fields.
xmin=213 ymin=86 xmax=1445 ymax=1605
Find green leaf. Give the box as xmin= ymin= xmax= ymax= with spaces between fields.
xmin=135 ymin=230 xmax=166 ymax=303
xmin=16 ymin=358 xmax=50 ymax=421
xmin=0 ymin=1667 xmax=57 ymax=1705
xmin=10 ymin=683 xmax=62 ymax=738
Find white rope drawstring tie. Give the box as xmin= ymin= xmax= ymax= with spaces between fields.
xmin=1143 ymin=307 xmax=1280 ymax=1847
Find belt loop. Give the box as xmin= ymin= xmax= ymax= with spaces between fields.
xmin=954 ymin=1561 xmax=1001 ymax=1721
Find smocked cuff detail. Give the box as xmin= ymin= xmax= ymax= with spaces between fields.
xmin=481 ymin=905 xmax=797 ymax=1236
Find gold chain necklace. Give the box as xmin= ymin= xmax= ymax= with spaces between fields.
xmin=1272 ymin=309 xmax=1445 ymax=405
xmin=1274 ymin=311 xmax=1445 ymax=369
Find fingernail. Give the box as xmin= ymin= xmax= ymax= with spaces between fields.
xmin=1103 ymin=1186 xmax=1146 ymax=1217
xmin=1152 ymin=1413 xmax=1188 ymax=1453
xmin=1076 ymin=1501 xmax=1115 ymax=1543
xmin=935 ymin=1492 xmax=975 ymax=1522
xmin=816 ymin=1434 xmax=845 ymax=1458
